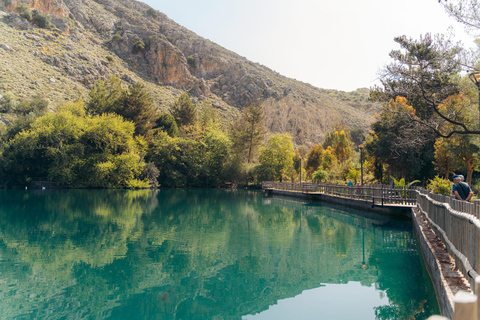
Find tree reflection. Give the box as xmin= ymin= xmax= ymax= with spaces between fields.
xmin=0 ymin=190 xmax=439 ymax=319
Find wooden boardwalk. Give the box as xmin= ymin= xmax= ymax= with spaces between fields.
xmin=262 ymin=182 xmax=416 ymax=210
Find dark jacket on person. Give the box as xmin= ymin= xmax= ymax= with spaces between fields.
xmin=452 ymin=181 xmax=472 ymax=200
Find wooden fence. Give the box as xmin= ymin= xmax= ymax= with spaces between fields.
xmin=262 ymin=181 xmax=417 ymax=206
xmin=416 ymin=188 xmax=480 ymax=289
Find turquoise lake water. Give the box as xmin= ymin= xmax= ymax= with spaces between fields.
xmin=0 ymin=189 xmax=439 ymax=319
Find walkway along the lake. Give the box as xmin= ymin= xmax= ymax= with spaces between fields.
xmin=262 ymin=182 xmax=480 ymax=320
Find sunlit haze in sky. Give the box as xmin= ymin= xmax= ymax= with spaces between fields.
xmin=141 ymin=0 xmax=476 ymax=92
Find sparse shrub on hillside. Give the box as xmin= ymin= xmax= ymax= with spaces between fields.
xmin=0 ymin=92 xmax=19 ymax=113
xmin=187 ymin=55 xmax=195 ymax=67
xmin=17 ymin=95 xmax=48 ymax=116
xmin=2 ymin=0 xmax=12 ymax=6
xmin=132 ymin=40 xmax=145 ymax=54
xmin=148 ymin=35 xmax=158 ymax=45
xmin=34 ymin=13 xmax=55 ymax=29
xmin=166 ymin=36 xmax=176 ymax=45
xmin=69 ymin=17 xmax=75 ymax=28
xmin=16 ymin=4 xmax=32 ymax=21
xmin=146 ymin=8 xmax=158 ymax=18
xmin=111 ymin=34 xmax=123 ymax=42
xmin=106 ymin=56 xmax=114 ymax=63
xmin=0 ymin=94 xmax=49 ymax=140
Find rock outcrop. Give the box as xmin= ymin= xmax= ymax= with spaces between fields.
xmin=0 ymin=0 xmax=378 ymax=145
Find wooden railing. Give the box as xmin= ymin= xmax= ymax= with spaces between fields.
xmin=262 ymin=181 xmax=417 ymax=206
xmin=416 ymin=188 xmax=480 ymax=289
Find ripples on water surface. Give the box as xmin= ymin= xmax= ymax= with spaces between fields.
xmin=0 ymin=189 xmax=439 ymax=319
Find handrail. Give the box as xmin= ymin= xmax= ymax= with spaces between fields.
xmin=416 ymin=188 xmax=480 ymax=288
xmin=262 ymin=181 xmax=417 ymax=206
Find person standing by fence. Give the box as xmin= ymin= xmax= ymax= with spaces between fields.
xmin=452 ymin=175 xmax=473 ymax=202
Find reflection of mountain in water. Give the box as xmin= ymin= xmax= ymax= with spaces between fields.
xmin=0 ymin=189 xmax=438 ymax=319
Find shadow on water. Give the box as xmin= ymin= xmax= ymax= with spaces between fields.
xmin=0 ymin=189 xmax=439 ymax=319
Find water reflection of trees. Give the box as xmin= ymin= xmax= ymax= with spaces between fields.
xmin=0 ymin=190 xmax=438 ymax=319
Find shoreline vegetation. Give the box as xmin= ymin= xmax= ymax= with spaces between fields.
xmin=2 ymin=3 xmax=480 ymax=192
xmin=0 ymin=63 xmax=479 ymax=193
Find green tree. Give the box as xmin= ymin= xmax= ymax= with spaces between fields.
xmin=0 ymin=92 xmax=19 ymax=113
xmin=146 ymin=8 xmax=158 ymax=18
xmin=433 ymin=93 xmax=480 ymax=184
xmin=3 ymin=102 xmax=149 ymax=188
xmin=132 ymin=40 xmax=146 ymax=54
xmin=200 ymin=128 xmax=231 ymax=186
xmin=0 ymin=94 xmax=49 ymax=142
xmin=16 ymin=95 xmax=48 ymax=117
xmin=346 ymin=167 xmax=360 ymax=185
xmin=331 ymin=130 xmax=351 ymax=162
xmin=433 ymin=138 xmax=454 ymax=179
xmin=257 ymin=133 xmax=294 ymax=182
xmin=86 ymin=75 xmax=124 ymax=115
xmin=293 ymin=151 xmax=302 ymax=178
xmin=149 ymin=128 xmax=231 ymax=188
xmin=365 ymin=97 xmax=436 ymax=182
xmin=120 ymin=82 xmax=157 ymax=136
xmin=441 ymin=0 xmax=480 ymax=35
xmin=155 ymin=113 xmax=178 ymax=137
xmin=371 ymin=33 xmax=467 ymax=137
xmin=230 ymin=102 xmax=266 ymax=163
xmin=305 ymin=144 xmax=324 ymax=179
xmin=149 ymin=132 xmax=205 ymax=187
xmin=87 ymin=76 xmax=157 ymax=136
xmin=434 ymin=135 xmax=479 ymax=184
xmin=170 ymin=93 xmax=197 ymax=127
xmin=312 ymin=168 xmax=327 ymax=183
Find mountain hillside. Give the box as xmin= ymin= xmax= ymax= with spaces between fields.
xmin=0 ymin=0 xmax=379 ymax=145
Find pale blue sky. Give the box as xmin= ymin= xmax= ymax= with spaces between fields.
xmin=141 ymin=0 xmax=476 ymax=91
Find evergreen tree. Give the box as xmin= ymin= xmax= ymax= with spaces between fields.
xmin=170 ymin=93 xmax=197 ymax=127
xmin=121 ymin=82 xmax=157 ymax=136
xmin=155 ymin=113 xmax=178 ymax=137
xmin=86 ymin=75 xmax=124 ymax=115
xmin=86 ymin=76 xmax=157 ymax=137
xmin=230 ymin=102 xmax=266 ymax=163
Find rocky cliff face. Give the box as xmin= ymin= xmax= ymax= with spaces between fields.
xmin=0 ymin=0 xmax=378 ymax=145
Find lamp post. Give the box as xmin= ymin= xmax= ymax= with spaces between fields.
xmin=299 ymin=157 xmax=302 ymax=185
xmin=468 ymin=72 xmax=480 ymax=129
xmin=359 ymin=144 xmax=364 ymax=186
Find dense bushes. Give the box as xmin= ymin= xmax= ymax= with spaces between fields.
xmin=2 ymin=102 xmax=150 ymax=188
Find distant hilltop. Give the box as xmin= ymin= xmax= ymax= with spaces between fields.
xmin=0 ymin=0 xmax=379 ymax=145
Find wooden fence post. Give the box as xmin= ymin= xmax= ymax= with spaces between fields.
xmin=476 ymin=277 xmax=480 ymax=320
xmin=453 ymin=290 xmax=477 ymax=320
xmin=426 ymin=316 xmax=449 ymax=320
